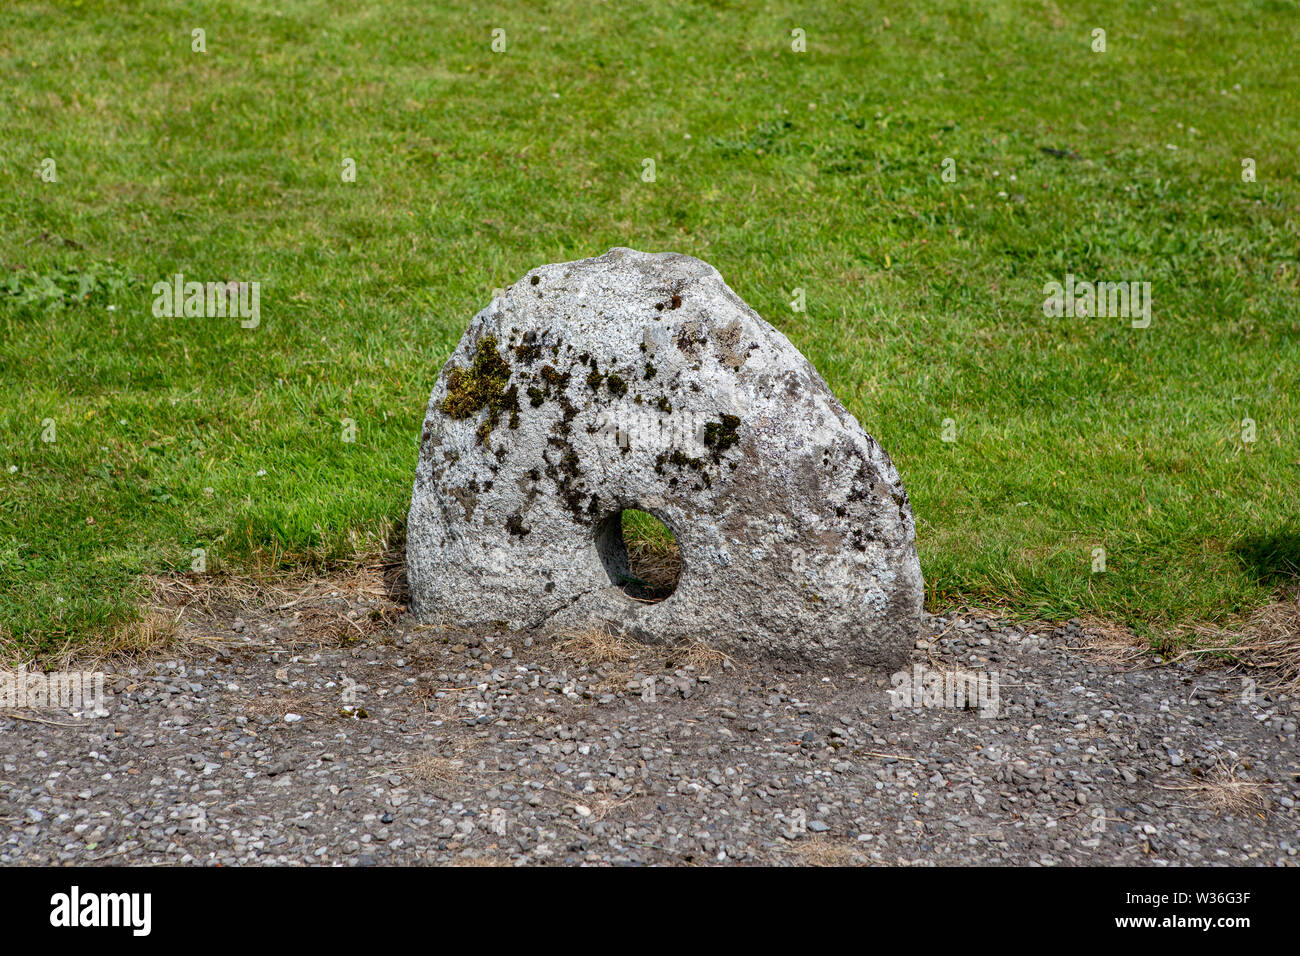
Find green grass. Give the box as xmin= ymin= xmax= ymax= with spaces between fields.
xmin=2 ymin=0 xmax=1298 ymax=656
xmin=622 ymin=509 xmax=677 ymax=554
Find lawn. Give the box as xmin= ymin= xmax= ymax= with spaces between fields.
xmin=2 ymin=0 xmax=1297 ymax=657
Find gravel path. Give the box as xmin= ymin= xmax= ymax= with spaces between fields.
xmin=2 ymin=579 xmax=1296 ymax=866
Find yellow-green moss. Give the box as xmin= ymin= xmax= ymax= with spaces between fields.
xmin=440 ymin=335 xmax=519 ymax=447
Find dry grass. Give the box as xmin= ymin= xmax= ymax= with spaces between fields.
xmin=1157 ymin=758 xmax=1272 ymax=816
xmin=0 ymin=626 xmax=37 ymax=669
xmin=671 ymin=640 xmax=733 ymax=675
xmin=156 ymin=561 xmax=396 ymax=614
xmin=45 ymin=609 xmax=179 ymax=671
xmin=395 ymin=753 xmax=468 ymax=784
xmin=241 ymin=690 xmax=328 ymax=721
xmin=450 ymin=853 xmax=509 ymax=866
xmin=1067 ymin=616 xmax=1147 ymax=668
xmin=625 ymin=537 xmax=682 ymax=599
xmin=785 ymin=837 xmax=870 ymax=867
xmin=1063 ymin=596 xmax=1300 ymax=694
xmin=555 ymin=625 xmax=732 ymax=681
xmin=381 ymin=735 xmax=485 ymax=786
xmin=413 ymin=682 xmax=467 ymax=721
xmin=556 ymin=626 xmax=636 ymax=666
xmin=149 ymin=562 xmax=403 ymax=648
xmin=1174 ymin=598 xmax=1300 ymax=693
xmin=35 ymin=563 xmax=401 ymax=672
xmin=589 ymin=793 xmax=638 ymax=821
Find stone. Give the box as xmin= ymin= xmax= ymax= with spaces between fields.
xmin=406 ymin=248 xmax=923 ymax=666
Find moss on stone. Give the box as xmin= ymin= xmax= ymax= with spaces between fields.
xmin=440 ymin=335 xmax=519 ymax=448
xmin=704 ymin=413 xmax=740 ymax=456
xmin=539 ymin=364 xmax=570 ymax=390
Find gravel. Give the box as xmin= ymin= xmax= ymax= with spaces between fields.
xmin=1 ymin=586 xmax=1296 ymax=866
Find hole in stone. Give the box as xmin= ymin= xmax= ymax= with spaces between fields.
xmin=596 ymin=509 xmax=681 ymax=603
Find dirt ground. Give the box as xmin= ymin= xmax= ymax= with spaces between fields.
xmin=1 ymin=571 xmax=1297 ymax=866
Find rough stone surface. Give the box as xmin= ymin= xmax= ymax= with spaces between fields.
xmin=407 ymin=248 xmax=923 ymax=666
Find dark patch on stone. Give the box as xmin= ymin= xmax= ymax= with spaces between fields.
xmin=449 ymin=486 xmax=477 ymax=521
xmin=544 ymin=434 xmax=589 ymax=522
xmin=846 ymin=462 xmax=874 ymax=503
xmin=556 ymin=395 xmax=577 ymax=434
xmin=703 ymin=414 xmax=741 ymax=460
xmin=528 ymin=364 xmax=572 ymax=410
xmin=676 ymin=321 xmax=706 ymax=354
xmin=714 ymin=318 xmax=753 ymax=370
xmin=513 ymin=330 xmax=543 ymax=365
xmin=654 ymin=448 xmax=712 ymax=489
